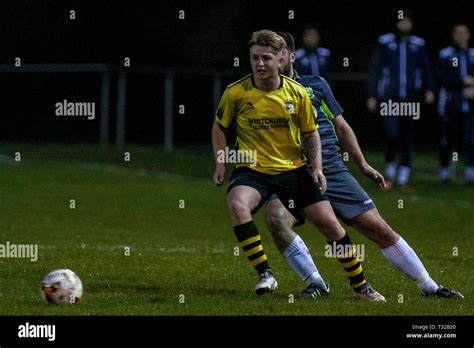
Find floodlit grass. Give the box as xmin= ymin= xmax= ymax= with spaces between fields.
xmin=0 ymin=142 xmax=471 ymax=315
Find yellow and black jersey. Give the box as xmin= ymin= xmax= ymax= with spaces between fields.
xmin=215 ymin=74 xmax=317 ymax=174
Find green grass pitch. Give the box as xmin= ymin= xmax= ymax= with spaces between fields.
xmin=0 ymin=142 xmax=472 ymax=315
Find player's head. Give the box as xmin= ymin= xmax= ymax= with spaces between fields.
xmin=452 ymin=23 xmax=470 ymax=48
xmin=396 ymin=11 xmax=413 ymax=35
xmin=277 ymin=31 xmax=296 ymax=77
xmin=249 ymin=30 xmax=285 ymax=80
xmin=301 ymin=24 xmax=320 ymax=51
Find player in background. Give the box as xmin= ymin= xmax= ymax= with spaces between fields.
xmin=212 ymin=30 xmax=382 ymax=300
xmin=437 ymin=23 xmax=474 ymax=184
xmin=265 ymin=31 xmax=463 ymax=299
xmin=294 ymin=24 xmax=331 ymax=79
xmin=367 ymin=12 xmax=435 ymax=187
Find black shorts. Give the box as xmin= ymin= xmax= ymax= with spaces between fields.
xmin=227 ymin=166 xmax=327 ymax=219
xmin=269 ymin=163 xmax=376 ymax=226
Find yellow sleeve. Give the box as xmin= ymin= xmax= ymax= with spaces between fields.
xmin=215 ymin=87 xmax=235 ymax=128
xmin=298 ymin=91 xmax=318 ymax=132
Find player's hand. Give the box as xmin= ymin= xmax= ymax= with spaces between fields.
xmin=213 ymin=164 xmax=225 ymax=186
xmin=313 ymin=170 xmax=327 ymax=194
xmin=362 ymin=164 xmax=386 ymax=190
xmin=462 ymin=86 xmax=474 ymax=100
xmin=366 ymin=97 xmax=378 ymax=113
xmin=424 ymin=91 xmax=435 ymax=105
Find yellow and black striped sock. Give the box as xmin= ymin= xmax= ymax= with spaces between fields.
xmin=234 ymin=221 xmax=270 ymax=274
xmin=329 ymin=234 xmax=367 ymax=290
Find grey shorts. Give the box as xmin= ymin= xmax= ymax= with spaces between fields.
xmin=268 ymin=164 xmax=376 ymax=225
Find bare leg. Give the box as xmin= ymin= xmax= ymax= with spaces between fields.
xmin=350 ymin=208 xmax=399 ymax=249
xmin=350 ymin=208 xmax=442 ymax=294
xmin=265 ymin=199 xmax=328 ymax=292
xmin=227 ymin=186 xmax=275 ymax=291
xmin=265 ymin=199 xmax=297 ymax=253
xmin=226 ymin=186 xmax=261 ymax=226
xmin=302 ymin=201 xmax=345 ymax=241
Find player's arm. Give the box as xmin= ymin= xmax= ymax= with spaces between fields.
xmin=299 ymin=89 xmax=326 ymax=193
xmin=333 ymin=115 xmax=386 ymax=190
xmin=212 ymin=87 xmax=234 ymax=186
xmin=317 ymin=77 xmax=385 ymax=189
xmin=212 ymin=121 xmax=227 ymax=186
xmin=302 ymin=130 xmax=326 ymax=193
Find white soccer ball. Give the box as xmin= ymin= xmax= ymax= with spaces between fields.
xmin=40 ymin=269 xmax=83 ymax=304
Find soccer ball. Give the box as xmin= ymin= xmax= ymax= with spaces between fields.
xmin=40 ymin=269 xmax=83 ymax=304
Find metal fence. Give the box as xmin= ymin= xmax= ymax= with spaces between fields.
xmin=0 ymin=64 xmax=368 ymax=149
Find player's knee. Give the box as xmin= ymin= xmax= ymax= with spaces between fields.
xmin=329 ymin=220 xmax=345 ymax=240
xmin=227 ymin=198 xmax=251 ymax=219
xmin=320 ymin=214 xmax=345 ymax=240
xmin=265 ymin=206 xmax=289 ymax=233
xmin=371 ymin=219 xmax=398 ymax=247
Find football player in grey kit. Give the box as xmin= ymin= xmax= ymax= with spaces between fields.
xmin=265 ymin=31 xmax=464 ymax=300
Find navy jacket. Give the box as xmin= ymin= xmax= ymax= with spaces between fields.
xmin=368 ymin=33 xmax=435 ymax=101
xmin=295 ymin=47 xmax=331 ymax=79
xmin=437 ymin=45 xmax=474 ymax=115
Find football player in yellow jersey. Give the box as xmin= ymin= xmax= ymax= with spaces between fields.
xmin=212 ymin=30 xmax=382 ymax=298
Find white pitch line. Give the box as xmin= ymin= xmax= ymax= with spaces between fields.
xmin=78 ymin=161 xmax=203 ymax=181
xmin=37 ymin=244 xmax=228 ymax=254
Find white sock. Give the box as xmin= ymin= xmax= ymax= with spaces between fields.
xmin=381 ymin=237 xmax=439 ymax=294
xmin=385 ymin=162 xmax=397 ymax=180
xmin=397 ymin=166 xmax=411 ymax=185
xmin=283 ymin=235 xmax=327 ymax=290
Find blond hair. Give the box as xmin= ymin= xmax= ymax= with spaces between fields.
xmin=248 ymin=30 xmax=286 ymax=53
